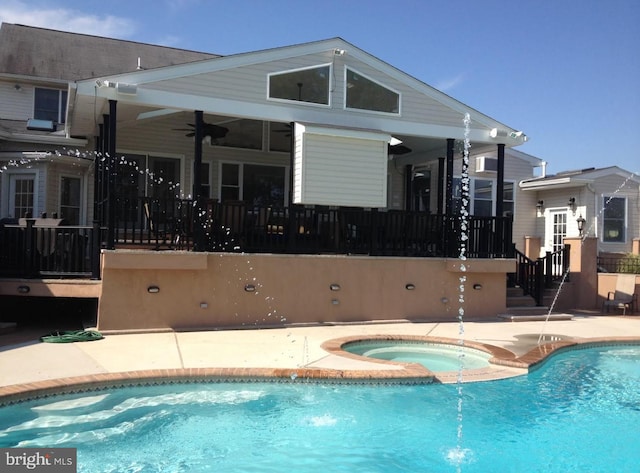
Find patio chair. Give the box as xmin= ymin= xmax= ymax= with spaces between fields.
xmin=602 ymin=274 xmax=638 ymax=315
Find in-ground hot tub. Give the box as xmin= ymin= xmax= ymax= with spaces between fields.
xmin=342 ymin=339 xmax=492 ymax=372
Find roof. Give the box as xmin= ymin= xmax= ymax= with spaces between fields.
xmin=520 ymin=166 xmax=640 ymax=190
xmin=0 ymin=23 xmax=219 ymax=81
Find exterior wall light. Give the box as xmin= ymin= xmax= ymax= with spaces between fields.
xmin=331 ymin=299 xmax=340 ymax=305
xmin=17 ymin=285 xmax=30 ymax=294
xmin=405 ymin=283 xmax=416 ymax=290
xmin=576 ymin=214 xmax=586 ymax=236
xmin=536 ymin=200 xmax=544 ymax=214
xmin=473 ymin=284 xmax=483 ymax=290
xmin=329 ymin=284 xmax=341 ymax=291
xmin=147 ymin=285 xmax=160 ymax=293
xmin=568 ymin=197 xmax=576 ymax=214
xmin=244 ymin=284 xmax=256 ymax=292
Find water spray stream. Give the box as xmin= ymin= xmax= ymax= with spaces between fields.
xmin=449 ymin=112 xmax=472 ymax=471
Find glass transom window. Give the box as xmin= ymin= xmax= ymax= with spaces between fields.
xmin=346 ymin=68 xmax=399 ymax=114
xmin=268 ymin=65 xmax=330 ymax=105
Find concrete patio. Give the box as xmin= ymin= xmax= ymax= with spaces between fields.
xmin=1 ymin=311 xmax=639 ymax=403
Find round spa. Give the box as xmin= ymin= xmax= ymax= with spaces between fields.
xmin=342 ymin=339 xmax=492 ymax=372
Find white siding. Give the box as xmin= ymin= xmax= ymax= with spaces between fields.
xmin=0 ymin=81 xmax=34 ymax=120
xmin=294 ymin=125 xmax=389 ymax=207
xmin=144 ymin=52 xmax=475 ymax=129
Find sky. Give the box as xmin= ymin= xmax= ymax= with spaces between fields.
xmin=1 ymin=0 xmax=639 ymax=175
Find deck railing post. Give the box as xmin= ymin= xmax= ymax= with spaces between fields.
xmin=24 ymin=218 xmax=36 ymax=277
xmin=91 ymin=220 xmax=101 ymax=279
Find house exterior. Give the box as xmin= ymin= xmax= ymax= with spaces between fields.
xmin=519 ymin=166 xmax=640 ymax=260
xmin=0 ymin=23 xmax=560 ymax=329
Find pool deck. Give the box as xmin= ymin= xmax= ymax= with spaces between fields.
xmin=1 ymin=312 xmax=639 ymax=402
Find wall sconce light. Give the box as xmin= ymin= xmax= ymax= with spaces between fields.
xmin=14 ymin=84 xmax=22 ymax=91
xmin=536 ymin=200 xmax=544 ymax=216
xmin=331 ymin=299 xmax=340 ymax=305
xmin=244 ymin=284 xmax=256 ymax=292
xmin=473 ymin=284 xmax=483 ymax=290
xmin=576 ymin=214 xmax=586 ymax=236
xmin=147 ymin=285 xmax=160 ymax=293
xmin=405 ymin=283 xmax=416 ymax=290
xmin=568 ymin=197 xmax=576 ymax=214
xmin=329 ymin=284 xmax=341 ymax=291
xmin=17 ymin=285 xmax=30 ymax=294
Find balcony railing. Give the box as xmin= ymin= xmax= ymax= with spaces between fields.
xmin=108 ymin=198 xmax=514 ymax=258
xmin=0 ymin=219 xmax=102 ymax=279
xmin=0 ymin=199 xmax=515 ymax=279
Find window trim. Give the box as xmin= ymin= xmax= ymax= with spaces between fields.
xmin=34 ymin=87 xmax=67 ymax=124
xmin=58 ymin=174 xmax=84 ymax=225
xmin=2 ymin=170 xmax=40 ymax=218
xmin=602 ymin=195 xmax=627 ymax=243
xmin=116 ymin=150 xmax=185 ymax=199
xmin=218 ymin=160 xmax=290 ymax=206
xmin=453 ymin=176 xmax=515 ymax=216
xmin=267 ymin=63 xmax=333 ymax=108
xmin=344 ymin=67 xmax=401 ymax=116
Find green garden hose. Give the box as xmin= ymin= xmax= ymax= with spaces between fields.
xmin=40 ymin=330 xmax=104 ymax=343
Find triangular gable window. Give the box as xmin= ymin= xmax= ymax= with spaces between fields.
xmin=268 ymin=64 xmax=331 ymax=105
xmin=345 ymin=68 xmax=399 ymax=114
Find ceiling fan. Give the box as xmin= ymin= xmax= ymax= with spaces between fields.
xmin=388 ymin=143 xmax=412 ymax=155
xmin=174 ymin=121 xmax=229 ymax=141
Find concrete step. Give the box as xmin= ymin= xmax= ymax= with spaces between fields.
xmin=498 ymin=311 xmax=573 ymax=322
xmin=506 ymin=295 xmax=537 ymax=307
xmin=500 ymin=305 xmax=555 ymax=317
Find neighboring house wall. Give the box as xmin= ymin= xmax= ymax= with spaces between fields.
xmin=532 ymin=170 xmax=640 ymax=256
xmin=590 ymin=174 xmax=640 ymax=254
xmin=1 ymin=81 xmax=33 ymax=119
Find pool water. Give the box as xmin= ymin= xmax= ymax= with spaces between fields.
xmin=343 ymin=340 xmax=491 ymax=371
xmin=1 ymin=345 xmax=639 ymax=472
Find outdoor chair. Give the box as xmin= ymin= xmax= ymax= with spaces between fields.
xmin=602 ymin=273 xmax=638 ymax=315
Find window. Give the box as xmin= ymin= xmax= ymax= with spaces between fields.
xmin=346 ymin=68 xmax=399 ymax=114
xmin=268 ymin=65 xmax=330 ymax=105
xmin=452 ymin=177 xmax=515 ymax=216
xmin=503 ymin=182 xmax=515 ymax=217
xmin=213 ymin=119 xmax=263 ymax=150
xmin=148 ymin=156 xmax=180 ymax=200
xmin=220 ymin=163 xmax=286 ymax=207
xmin=603 ymin=197 xmax=625 ymax=242
xmin=60 ymin=176 xmax=81 ymax=224
xmin=269 ymin=122 xmax=292 ymax=152
xmin=200 ymin=163 xmax=211 ymax=199
xmin=221 ymin=163 xmax=240 ymax=201
xmin=9 ymin=174 xmax=35 ymax=218
xmin=473 ymin=179 xmax=493 ymax=216
xmin=34 ymin=88 xmax=67 ymax=123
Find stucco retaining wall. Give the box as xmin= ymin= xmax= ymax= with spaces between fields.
xmin=97 ymin=251 xmax=515 ymax=331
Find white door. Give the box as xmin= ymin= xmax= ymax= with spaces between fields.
xmin=545 ymin=209 xmax=567 ymax=276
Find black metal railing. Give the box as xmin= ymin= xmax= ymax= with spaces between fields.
xmin=0 ymin=199 xmax=515 ymax=279
xmin=597 ymin=255 xmax=640 ymax=274
xmin=511 ymin=245 xmax=570 ymax=306
xmin=0 ymin=219 xmax=102 ymax=279
xmin=107 ymin=197 xmax=514 ymax=258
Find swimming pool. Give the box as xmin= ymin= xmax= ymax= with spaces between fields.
xmin=342 ymin=340 xmax=492 ymax=371
xmin=1 ymin=344 xmax=638 ymax=472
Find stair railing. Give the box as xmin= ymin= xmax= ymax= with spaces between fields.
xmin=512 ymin=245 xmax=571 ymax=307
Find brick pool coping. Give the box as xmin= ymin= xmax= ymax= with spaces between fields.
xmin=1 ymin=335 xmax=639 ymax=405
